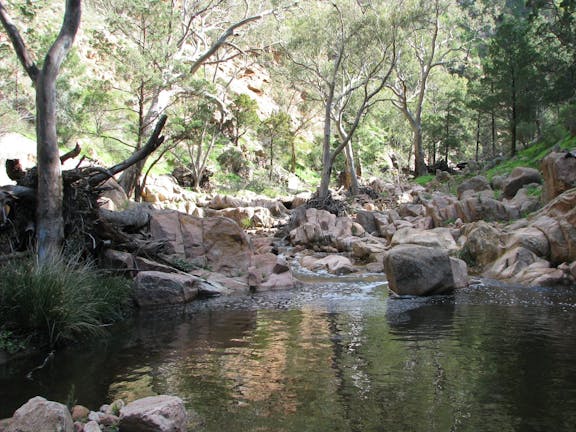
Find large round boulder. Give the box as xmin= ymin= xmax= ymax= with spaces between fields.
xmin=383 ymin=245 xmax=468 ymax=296
xmin=6 ymin=396 xmax=73 ymax=432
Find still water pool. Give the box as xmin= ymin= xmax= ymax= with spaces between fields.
xmin=1 ymin=274 xmax=576 ymax=431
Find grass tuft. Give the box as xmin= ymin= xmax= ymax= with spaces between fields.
xmin=0 ymin=255 xmax=132 ymax=348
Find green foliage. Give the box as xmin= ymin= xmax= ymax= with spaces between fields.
xmin=0 ymin=256 xmax=132 ymax=348
xmin=0 ymin=328 xmax=27 ymax=354
xmin=414 ymin=174 xmax=435 ymax=186
xmin=485 ymin=133 xmax=576 ymax=180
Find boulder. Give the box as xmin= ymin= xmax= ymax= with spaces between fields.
xmin=502 ymin=167 xmax=542 ymax=199
xmin=456 ymin=175 xmax=491 ymax=200
xmin=531 ymin=216 xmax=576 ymax=264
xmin=301 ymin=255 xmax=356 ymax=275
xmin=119 ymin=395 xmax=188 ymax=432
xmin=504 ymin=226 xmax=550 ymax=258
xmin=460 ymin=221 xmax=503 ymax=270
xmin=455 ymin=196 xmax=520 ymax=223
xmin=289 ymin=208 xmax=356 ymax=250
xmin=6 ymin=396 xmax=73 ymax=432
xmin=541 ymin=151 xmax=576 ymax=202
xmin=390 ymin=227 xmax=457 ymax=251
xmin=83 ymin=421 xmax=102 ymax=432
xmin=485 ymin=246 xmax=548 ymax=280
xmin=71 ymin=405 xmax=90 ymax=422
xmin=133 ymin=271 xmax=200 ymax=307
xmin=208 ymin=206 xmax=274 ymax=228
xmin=248 ymin=253 xmax=297 ymax=290
xmin=383 ymin=245 xmax=468 ymax=296
xmin=98 ymin=178 xmax=129 ymax=211
xmin=421 ymin=192 xmax=459 ymax=227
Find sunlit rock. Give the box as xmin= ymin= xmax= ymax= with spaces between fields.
xmin=119 ymin=395 xmax=188 ymax=432
xmin=6 ymin=396 xmax=73 ymax=432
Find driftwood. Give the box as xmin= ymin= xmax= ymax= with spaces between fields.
xmin=0 ymin=115 xmax=169 ymax=261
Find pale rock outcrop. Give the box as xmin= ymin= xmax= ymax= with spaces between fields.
xmin=485 ymin=246 xmax=547 ymax=280
xmin=119 ymin=395 xmax=188 ymax=432
xmin=149 ymin=211 xmax=253 ymax=277
xmin=133 ymin=271 xmax=200 ymax=307
xmin=390 ymin=227 xmax=457 ymax=252
xmin=289 ymin=208 xmax=358 ymax=251
xmin=541 ymin=150 xmax=576 ymax=202
xmin=248 ymin=253 xmax=296 ymax=291
xmin=301 ymin=255 xmax=356 ymax=275
xmin=384 ymin=245 xmax=468 ymax=296
xmin=502 ymin=167 xmax=542 ymax=199
xmin=6 ymin=396 xmax=73 ymax=432
xmin=207 ymin=206 xmax=275 ymax=228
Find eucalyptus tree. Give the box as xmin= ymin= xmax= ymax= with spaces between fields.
xmin=257 ymin=110 xmax=294 ymax=180
xmin=283 ymin=0 xmax=398 ymax=198
xmin=387 ymin=0 xmax=465 ymax=176
xmin=0 ymin=0 xmax=81 ymax=262
xmin=88 ymin=0 xmax=294 ymax=199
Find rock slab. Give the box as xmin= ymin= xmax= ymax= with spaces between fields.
xmin=119 ymin=395 xmax=188 ymax=432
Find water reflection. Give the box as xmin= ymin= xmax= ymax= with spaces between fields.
xmin=1 ymin=279 xmax=576 ymax=432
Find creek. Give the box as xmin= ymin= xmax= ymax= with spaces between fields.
xmin=1 ymin=271 xmax=576 ymax=431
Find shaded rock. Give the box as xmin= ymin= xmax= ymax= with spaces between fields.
xmin=460 ymin=221 xmax=503 ymax=271
xmin=541 ymin=150 xmax=576 ymax=202
xmin=455 ymin=196 xmax=520 ymax=223
xmin=503 ymin=187 xmax=541 ymax=215
xmin=384 ymin=245 xmax=468 ymax=296
xmin=6 ymin=396 xmax=73 ymax=432
xmin=119 ymin=395 xmax=188 ymax=432
xmin=390 ymin=227 xmax=457 ymax=252
xmin=350 ymin=237 xmax=387 ymax=263
xmin=456 ymin=176 xmax=491 ymax=200
xmin=98 ymin=178 xmax=129 ymax=211
xmin=502 ymin=167 xmax=542 ymax=199
xmin=103 ymin=249 xmax=136 ymax=276
xmin=133 ymin=271 xmax=199 ymax=307
xmin=421 ymin=192 xmax=459 ymax=227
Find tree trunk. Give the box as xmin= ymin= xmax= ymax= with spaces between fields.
xmin=344 ymin=141 xmax=359 ymax=195
xmin=413 ymin=124 xmax=427 ymax=176
xmin=0 ymin=0 xmax=82 ymax=262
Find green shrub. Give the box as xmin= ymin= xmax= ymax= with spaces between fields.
xmin=0 ymin=255 xmax=132 ymax=348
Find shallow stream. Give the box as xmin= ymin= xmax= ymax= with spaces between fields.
xmin=1 ymin=271 xmax=576 ymax=431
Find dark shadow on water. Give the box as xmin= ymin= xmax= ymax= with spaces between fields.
xmin=385 ymin=295 xmax=455 ymax=340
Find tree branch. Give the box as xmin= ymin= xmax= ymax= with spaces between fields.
xmin=0 ymin=1 xmax=39 ymax=81
xmin=88 ymin=114 xmax=168 ymax=186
